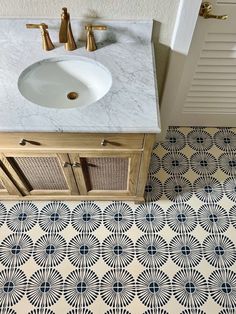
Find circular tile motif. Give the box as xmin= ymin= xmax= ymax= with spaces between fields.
xmin=105 ymin=310 xmax=131 ymax=314
xmin=149 ymin=153 xmax=161 ymax=175
xmin=190 ymin=152 xmax=217 ymax=175
xmin=33 ymin=234 xmax=66 ymax=267
xmin=143 ymin=310 xmax=169 ymax=314
xmin=28 ymin=310 xmax=55 ymax=314
xmin=71 ymin=202 xmax=101 ymax=232
xmin=187 ymin=129 xmax=213 ymax=151
xmin=72 ymin=202 xmax=101 ymax=233
xmin=229 ymin=206 xmax=236 ymax=228
xmin=194 ymin=177 xmax=223 ymax=202
xmin=0 ymin=268 xmax=27 ymax=307
xmin=27 ymin=269 xmax=63 ymax=307
xmin=136 ymin=234 xmax=168 ymax=268
xmin=0 ymin=233 xmax=33 ymax=267
xmin=164 ymin=177 xmax=193 ymax=202
xmin=224 ymin=177 xmax=236 ymax=202
xmin=169 ymin=234 xmax=202 ymax=267
xmin=0 ymin=203 xmax=7 ymax=228
xmin=172 ymin=269 xmax=208 ymax=307
xmin=68 ymin=310 xmax=93 ymax=314
xmin=103 ymin=202 xmax=133 ymax=233
xmin=145 ymin=177 xmax=163 ymax=201
xmin=162 ymin=128 xmax=186 ymax=151
xmin=209 ymin=269 xmax=236 ymax=308
xmin=39 ymin=202 xmax=69 ymax=232
xmin=102 ymin=234 xmax=134 ymax=268
xmin=101 ymin=269 xmax=135 ymax=307
xmin=68 ymin=234 xmax=100 ymax=267
xmin=219 ymin=153 xmax=236 ymax=175
xmin=180 ymin=310 xmax=206 ymax=314
xmin=137 ymin=269 xmax=171 ymax=307
xmin=64 ymin=269 xmax=99 ymax=307
xmin=166 ymin=204 xmax=197 ymax=233
xmin=135 ymin=203 xmax=165 ymax=233
xmin=162 ymin=152 xmax=189 ymax=175
xmin=198 ymin=204 xmax=229 ymax=233
xmin=203 ymin=234 xmax=236 ymax=268
xmin=214 ymin=129 xmax=236 ymax=151
xmin=7 ymin=202 xmax=38 ymax=232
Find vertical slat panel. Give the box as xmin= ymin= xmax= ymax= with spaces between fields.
xmin=84 ymin=157 xmax=129 ymax=191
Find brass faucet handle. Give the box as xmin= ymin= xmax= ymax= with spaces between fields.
xmin=26 ymin=23 xmax=55 ymax=51
xmin=26 ymin=23 xmax=48 ymax=30
xmin=85 ymin=24 xmax=107 ymax=31
xmin=85 ymin=24 xmax=107 ymax=52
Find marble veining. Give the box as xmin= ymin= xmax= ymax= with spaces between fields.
xmin=0 ymin=19 xmax=160 ymax=133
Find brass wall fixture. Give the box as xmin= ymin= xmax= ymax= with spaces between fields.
xmin=199 ymin=2 xmax=228 ymax=20
xmin=85 ymin=24 xmax=107 ymax=52
xmin=59 ymin=7 xmax=77 ymax=51
xmin=26 ymin=23 xmax=55 ymax=51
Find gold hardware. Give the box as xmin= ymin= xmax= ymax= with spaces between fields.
xmin=85 ymin=24 xmax=107 ymax=52
xmin=26 ymin=23 xmax=55 ymax=51
xmin=18 ymin=139 xmax=41 ymax=146
xmin=19 ymin=139 xmax=26 ymax=146
xmin=199 ymin=2 xmax=228 ymax=20
xmin=63 ymin=162 xmax=70 ymax=168
xmin=72 ymin=162 xmax=81 ymax=168
xmin=59 ymin=7 xmax=77 ymax=51
xmin=67 ymin=92 xmax=79 ymax=100
xmin=101 ymin=139 xmax=107 ymax=146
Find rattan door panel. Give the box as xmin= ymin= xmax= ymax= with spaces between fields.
xmin=71 ymin=152 xmax=141 ymax=196
xmin=83 ymin=157 xmax=129 ymax=191
xmin=3 ymin=153 xmax=78 ymax=196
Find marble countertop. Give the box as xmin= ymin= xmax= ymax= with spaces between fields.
xmin=0 ymin=19 xmax=160 ymax=133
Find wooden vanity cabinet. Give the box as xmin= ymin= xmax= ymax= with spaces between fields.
xmin=0 ymin=133 xmax=156 ymax=202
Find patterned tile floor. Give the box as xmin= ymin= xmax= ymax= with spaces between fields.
xmin=0 ymin=127 xmax=236 ymax=314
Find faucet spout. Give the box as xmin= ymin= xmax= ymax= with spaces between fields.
xmin=59 ymin=7 xmax=77 ymax=51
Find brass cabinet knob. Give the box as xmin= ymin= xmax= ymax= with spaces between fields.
xmin=19 ymin=139 xmax=26 ymax=146
xmin=72 ymin=162 xmax=81 ymax=168
xmin=101 ymin=139 xmax=107 ymax=146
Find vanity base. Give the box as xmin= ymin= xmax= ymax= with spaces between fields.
xmin=0 ymin=133 xmax=156 ymax=202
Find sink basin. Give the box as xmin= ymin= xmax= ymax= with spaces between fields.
xmin=18 ymin=57 xmax=112 ymax=109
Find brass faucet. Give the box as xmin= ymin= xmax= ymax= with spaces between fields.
xmin=85 ymin=24 xmax=107 ymax=52
xmin=59 ymin=7 xmax=77 ymax=51
xmin=26 ymin=23 xmax=55 ymax=51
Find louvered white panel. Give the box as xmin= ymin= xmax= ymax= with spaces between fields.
xmin=183 ymin=29 xmax=236 ymax=116
xmin=192 ymin=79 xmax=236 ymax=85
xmin=168 ymin=1 xmax=236 ymax=126
xmin=217 ymin=0 xmax=236 ymax=4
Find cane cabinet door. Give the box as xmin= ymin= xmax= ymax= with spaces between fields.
xmin=1 ymin=153 xmax=78 ymax=196
xmin=70 ymin=152 xmax=141 ymax=196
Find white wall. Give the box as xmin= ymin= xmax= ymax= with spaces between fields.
xmin=1 ymin=0 xmax=181 ymax=93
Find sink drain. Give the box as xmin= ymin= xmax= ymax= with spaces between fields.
xmin=67 ymin=92 xmax=79 ymax=100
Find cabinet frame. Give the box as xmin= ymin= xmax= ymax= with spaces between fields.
xmin=0 ymin=152 xmax=78 ymax=197
xmin=70 ymin=151 xmax=141 ymax=197
xmin=0 ymin=133 xmax=156 ymax=202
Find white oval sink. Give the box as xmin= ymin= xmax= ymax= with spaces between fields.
xmin=18 ymin=57 xmax=112 ymax=109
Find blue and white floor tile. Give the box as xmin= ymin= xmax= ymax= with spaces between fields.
xmin=0 ymin=127 xmax=236 ymax=313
